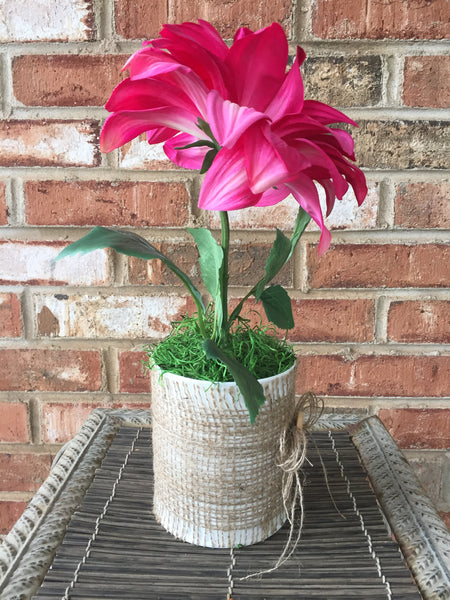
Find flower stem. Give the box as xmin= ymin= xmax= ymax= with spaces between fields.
xmin=218 ymin=211 xmax=230 ymax=345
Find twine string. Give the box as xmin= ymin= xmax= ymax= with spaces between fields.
xmin=240 ymin=392 xmax=323 ymax=580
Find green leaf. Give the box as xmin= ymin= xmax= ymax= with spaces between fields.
xmin=288 ymin=206 xmax=311 ymax=263
xmin=200 ymin=148 xmax=218 ymax=174
xmin=187 ymin=227 xmax=224 ymax=333
xmin=56 ymin=227 xmax=205 ymax=313
xmin=202 ymin=339 xmax=266 ymax=424
xmin=260 ymin=285 xmax=294 ymax=330
xmin=255 ymin=228 xmax=291 ymax=301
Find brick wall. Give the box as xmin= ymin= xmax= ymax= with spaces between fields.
xmin=0 ymin=0 xmax=449 ymax=536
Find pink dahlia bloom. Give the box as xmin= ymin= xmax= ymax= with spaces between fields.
xmin=100 ymin=20 xmax=367 ymax=254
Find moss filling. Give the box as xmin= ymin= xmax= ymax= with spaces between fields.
xmin=145 ymin=311 xmax=295 ymax=383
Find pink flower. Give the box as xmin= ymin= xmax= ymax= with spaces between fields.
xmin=100 ymin=20 xmax=367 ymax=254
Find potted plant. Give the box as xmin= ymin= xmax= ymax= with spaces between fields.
xmin=57 ymin=20 xmax=367 ymax=549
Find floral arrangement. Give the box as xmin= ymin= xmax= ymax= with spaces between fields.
xmin=58 ymin=20 xmax=367 ymax=422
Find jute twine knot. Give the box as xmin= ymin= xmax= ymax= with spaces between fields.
xmin=241 ymin=391 xmax=323 ymax=580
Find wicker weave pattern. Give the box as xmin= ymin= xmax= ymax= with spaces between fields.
xmin=151 ymin=364 xmax=297 ymax=548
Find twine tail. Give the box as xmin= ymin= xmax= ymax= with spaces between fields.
xmin=240 ymin=392 xmax=323 ymax=581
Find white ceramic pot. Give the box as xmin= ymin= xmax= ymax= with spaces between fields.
xmin=151 ymin=362 xmax=297 ymax=548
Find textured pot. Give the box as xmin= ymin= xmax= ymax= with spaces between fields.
xmin=151 ymin=362 xmax=297 ymax=548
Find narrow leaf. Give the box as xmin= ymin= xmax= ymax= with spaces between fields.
xmin=202 ymin=339 xmax=266 ymax=424
xmin=288 ymin=206 xmax=311 ymax=262
xmin=56 ymin=226 xmax=205 ymax=313
xmin=260 ymin=285 xmax=294 ymax=330
xmin=255 ymin=228 xmax=291 ymax=300
xmin=200 ymin=148 xmax=218 ymax=174
xmin=186 ymin=228 xmax=223 ymax=297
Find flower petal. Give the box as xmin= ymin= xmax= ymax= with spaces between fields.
xmin=244 ymin=124 xmax=307 ymax=194
xmin=198 ymin=146 xmax=261 ymax=211
xmin=206 ymin=90 xmax=267 ymax=148
xmin=302 ymin=100 xmax=358 ymax=127
xmin=225 ymin=23 xmax=288 ymax=110
xmin=105 ymin=77 xmax=199 ymax=114
xmin=164 ymin=133 xmax=209 ymax=169
xmin=159 ymin=20 xmax=228 ymax=59
xmin=100 ymin=107 xmax=202 ymax=152
xmin=286 ymin=176 xmax=332 ymax=255
xmin=265 ymin=46 xmax=305 ymax=122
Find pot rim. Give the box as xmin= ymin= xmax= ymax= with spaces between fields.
xmin=152 ymin=359 xmax=297 ymax=389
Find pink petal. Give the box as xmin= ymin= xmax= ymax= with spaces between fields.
xmin=206 ymin=90 xmax=267 ymax=148
xmin=254 ymin=184 xmax=290 ymax=207
xmin=164 ymin=133 xmax=208 ymax=169
xmin=100 ymin=107 xmax=202 ymax=152
xmin=159 ymin=20 xmax=228 ymax=59
xmin=265 ymin=46 xmax=305 ymax=122
xmin=147 ymin=127 xmax=178 ymax=144
xmin=225 ymin=23 xmax=288 ymax=110
xmin=152 ymin=37 xmax=229 ymax=98
xmin=292 ymin=138 xmax=349 ymax=199
xmin=286 ymin=176 xmax=332 ymax=255
xmin=302 ymin=100 xmax=358 ymax=127
xmin=105 ymin=78 xmax=199 ymax=115
xmin=243 ymin=124 xmax=307 ymax=194
xmin=124 ymin=47 xmax=181 ymax=79
xmin=198 ymin=146 xmax=261 ymax=211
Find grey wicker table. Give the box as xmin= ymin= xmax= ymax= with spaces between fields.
xmin=0 ymin=410 xmax=449 ymax=600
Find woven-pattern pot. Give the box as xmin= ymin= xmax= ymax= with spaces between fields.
xmin=151 ymin=362 xmax=297 ymax=548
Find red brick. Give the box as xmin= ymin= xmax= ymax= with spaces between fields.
xmin=115 ymin=0 xmax=168 ymax=39
xmin=312 ymin=0 xmax=449 ymax=39
xmin=0 ymin=501 xmax=28 ymax=535
xmin=290 ymin=299 xmax=374 ymax=342
xmin=42 ymin=402 xmax=103 ymax=443
xmin=25 ymin=180 xmax=190 ymax=227
xmin=0 ymin=453 xmax=52 ymax=492
xmin=169 ymin=0 xmax=292 ymax=39
xmin=439 ymin=512 xmax=450 ymax=531
xmin=0 ymin=240 xmax=109 ymax=286
xmin=227 ymin=298 xmax=373 ymax=342
xmin=0 ymin=350 xmax=102 ymax=392
xmin=119 ymin=351 xmax=151 ymax=393
xmin=403 ymin=56 xmax=450 ymax=108
xmin=395 ymin=182 xmax=450 ymax=229
xmin=378 ymin=408 xmax=450 ymax=449
xmin=0 ymin=181 xmax=7 ymax=225
xmin=0 ymin=402 xmax=29 ymax=442
xmin=296 ymin=355 xmax=450 ymax=397
xmin=388 ymin=301 xmax=450 ymax=343
xmin=13 ymin=55 xmax=127 ymax=107
xmin=307 ymin=243 xmax=450 ymax=289
xmin=0 ymin=121 xmax=100 ymax=167
xmin=128 ymin=242 xmax=291 ymax=287
xmin=0 ymin=293 xmax=21 ymax=338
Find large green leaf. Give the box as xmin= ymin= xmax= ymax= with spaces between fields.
xmin=288 ymin=206 xmax=311 ymax=263
xmin=260 ymin=285 xmax=294 ymax=330
xmin=56 ymin=227 xmax=205 ymax=313
xmin=187 ymin=227 xmax=224 ymax=332
xmin=202 ymin=339 xmax=266 ymax=424
xmin=254 ymin=229 xmax=291 ymax=301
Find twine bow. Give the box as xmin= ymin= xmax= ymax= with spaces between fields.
xmin=241 ymin=391 xmax=323 ymax=580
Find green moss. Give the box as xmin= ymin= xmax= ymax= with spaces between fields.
xmin=144 ymin=311 xmax=295 ymax=383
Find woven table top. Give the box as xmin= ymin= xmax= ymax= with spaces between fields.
xmin=33 ymin=426 xmax=422 ymax=600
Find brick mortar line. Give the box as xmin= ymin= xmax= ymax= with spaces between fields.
xmin=377 ymin=179 xmax=395 ymax=229
xmin=4 ymin=106 xmax=450 ymax=121
xmin=2 ymin=227 xmax=449 ymax=244
xmin=0 ymin=491 xmax=34 ymax=501
xmin=0 ymin=443 xmax=60 ymax=453
xmin=0 ymin=167 xmax=448 ymax=181
xmin=374 ymin=295 xmax=390 ymax=344
xmin=0 ymin=338 xmax=448 ymax=355
xmin=385 ymin=54 xmax=404 ymax=106
xmin=1 ymin=40 xmax=449 ymax=56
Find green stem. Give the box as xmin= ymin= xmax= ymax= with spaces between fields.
xmin=218 ymin=211 xmax=230 ymax=344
